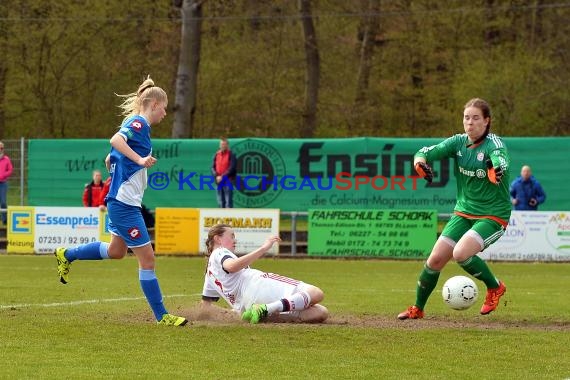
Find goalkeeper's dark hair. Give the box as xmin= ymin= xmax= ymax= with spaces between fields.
xmin=205 ymin=223 xmax=232 ymax=255
xmin=465 ymin=98 xmax=491 ymax=144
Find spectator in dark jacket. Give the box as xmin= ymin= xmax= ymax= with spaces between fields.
xmin=211 ymin=138 xmax=237 ymax=208
xmin=509 ymin=165 xmax=546 ymax=211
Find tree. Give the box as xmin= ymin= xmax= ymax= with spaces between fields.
xmin=354 ymin=0 xmax=380 ymax=107
xmin=0 ymin=1 xmax=7 ymax=139
xmin=350 ymin=0 xmax=381 ymax=135
xmin=3 ymin=0 xmax=176 ymax=138
xmin=172 ymin=0 xmax=204 ymax=138
xmin=299 ymin=0 xmax=319 ymax=138
xmin=1 ymin=1 xmax=568 ymax=139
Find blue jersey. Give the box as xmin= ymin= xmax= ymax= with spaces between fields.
xmin=106 ymin=115 xmax=152 ymax=207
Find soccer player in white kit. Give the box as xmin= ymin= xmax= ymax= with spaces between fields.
xmin=201 ymin=224 xmax=328 ymax=324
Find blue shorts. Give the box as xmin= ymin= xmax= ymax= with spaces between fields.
xmin=107 ymin=199 xmax=151 ymax=248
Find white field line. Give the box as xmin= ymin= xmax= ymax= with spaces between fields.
xmin=0 ymin=293 xmax=201 ymax=310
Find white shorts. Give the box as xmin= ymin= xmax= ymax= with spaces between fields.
xmin=239 ymin=272 xmax=310 ymax=312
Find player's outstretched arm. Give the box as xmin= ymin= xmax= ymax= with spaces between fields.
xmin=222 ymin=236 xmax=281 ymax=273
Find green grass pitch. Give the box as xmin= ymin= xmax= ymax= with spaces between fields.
xmin=1 ymin=254 xmax=569 ymax=379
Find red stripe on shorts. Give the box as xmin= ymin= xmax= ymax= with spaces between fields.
xmin=264 ymin=273 xmax=300 ymax=286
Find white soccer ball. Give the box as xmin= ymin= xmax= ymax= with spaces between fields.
xmin=442 ymin=275 xmax=479 ymax=310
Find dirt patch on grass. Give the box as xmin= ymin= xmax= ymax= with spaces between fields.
xmin=183 ymin=304 xmax=242 ymax=324
xmin=325 ymin=314 xmax=570 ymax=331
xmin=142 ymin=304 xmax=570 ymax=331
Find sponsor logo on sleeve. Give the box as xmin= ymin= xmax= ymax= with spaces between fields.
xmin=131 ymin=121 xmax=143 ymax=132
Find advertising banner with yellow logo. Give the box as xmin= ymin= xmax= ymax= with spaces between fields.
xmin=7 ymin=206 xmax=35 ymax=254
xmin=7 ymin=206 xmax=104 ymax=254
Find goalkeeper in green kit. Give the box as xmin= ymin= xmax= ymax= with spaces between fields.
xmin=398 ymin=98 xmax=510 ymax=320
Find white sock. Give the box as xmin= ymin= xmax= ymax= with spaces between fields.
xmin=265 ymin=291 xmax=311 ymax=315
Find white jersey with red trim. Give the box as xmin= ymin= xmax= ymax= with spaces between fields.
xmin=202 ymin=247 xmax=304 ymax=312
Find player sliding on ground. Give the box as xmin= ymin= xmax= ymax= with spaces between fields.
xmin=398 ymin=98 xmax=509 ymax=320
xmin=54 ymin=76 xmax=187 ymax=326
xmin=201 ymin=223 xmax=328 ymax=324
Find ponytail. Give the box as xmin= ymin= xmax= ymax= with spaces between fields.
xmin=116 ymin=75 xmax=167 ymax=123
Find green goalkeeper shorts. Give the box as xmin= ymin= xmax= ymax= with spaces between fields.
xmin=441 ymin=214 xmax=505 ymax=249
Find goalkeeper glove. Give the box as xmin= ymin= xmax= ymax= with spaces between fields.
xmin=485 ymin=158 xmax=503 ymax=184
xmin=414 ymin=161 xmax=433 ymax=183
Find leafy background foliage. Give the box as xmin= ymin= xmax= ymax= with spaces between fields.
xmin=1 ymin=0 xmax=568 ymax=139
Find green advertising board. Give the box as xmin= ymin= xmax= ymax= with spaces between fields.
xmin=307 ymin=209 xmax=437 ymax=258
xmin=28 ymin=137 xmax=570 ymax=213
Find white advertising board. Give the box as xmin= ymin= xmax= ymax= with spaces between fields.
xmin=198 ymin=208 xmax=280 ymax=255
xmin=33 ymin=207 xmax=100 ymax=254
xmin=481 ymin=211 xmax=570 ymax=261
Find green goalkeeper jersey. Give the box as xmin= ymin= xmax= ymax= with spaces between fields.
xmin=415 ymin=133 xmax=511 ymax=222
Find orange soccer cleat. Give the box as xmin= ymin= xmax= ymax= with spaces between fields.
xmin=480 ymin=281 xmax=507 ymax=315
xmin=397 ymin=305 xmax=424 ymax=320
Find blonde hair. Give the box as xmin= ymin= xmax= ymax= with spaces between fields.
xmin=205 ymin=223 xmax=231 ymax=255
xmin=116 ymin=75 xmax=168 ymax=119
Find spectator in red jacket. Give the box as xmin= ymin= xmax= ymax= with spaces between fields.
xmin=211 ymin=138 xmax=237 ymax=208
xmin=82 ymin=170 xmax=105 ymax=207
xmin=0 ymin=141 xmax=14 ymax=224
xmin=98 ymin=176 xmax=112 ymax=211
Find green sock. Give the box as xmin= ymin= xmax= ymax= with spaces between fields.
xmin=415 ymin=264 xmax=440 ymax=310
xmin=458 ymin=256 xmax=500 ymax=288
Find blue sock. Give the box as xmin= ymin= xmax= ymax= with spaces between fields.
xmin=65 ymin=242 xmax=109 ymax=262
xmin=139 ymin=269 xmax=168 ymax=321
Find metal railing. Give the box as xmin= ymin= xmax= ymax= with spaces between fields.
xmin=281 ymin=211 xmax=308 ymax=255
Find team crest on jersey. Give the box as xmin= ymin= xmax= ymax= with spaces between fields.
xmin=476 ymin=152 xmax=484 ymax=161
xmin=128 ymin=227 xmax=141 ymax=239
xmin=130 ymin=121 xmax=143 ymax=131
xmin=476 ymin=169 xmax=486 ymax=178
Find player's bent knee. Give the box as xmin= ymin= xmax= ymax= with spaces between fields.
xmin=303 ymin=304 xmax=328 ymax=323
xmin=307 ymin=286 xmax=324 ymax=304
xmin=452 ymin=250 xmax=474 ymax=263
xmin=108 ymin=249 xmax=127 ymax=259
xmin=316 ymin=304 xmax=329 ymax=322
xmin=426 ymin=257 xmax=449 ymax=271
